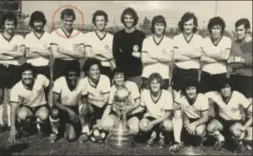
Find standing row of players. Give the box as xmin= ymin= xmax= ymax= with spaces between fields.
xmin=0 ymin=7 xmax=252 ymax=153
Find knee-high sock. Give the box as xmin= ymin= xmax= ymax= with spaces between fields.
xmin=172 ymin=117 xmax=182 ymax=143
xmin=0 ymin=104 xmax=4 ymax=125
xmin=49 ymin=116 xmax=59 ymax=134
xmin=7 ymin=104 xmax=11 ymax=127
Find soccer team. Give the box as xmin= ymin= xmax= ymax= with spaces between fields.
xmin=0 ymin=6 xmax=252 ymax=153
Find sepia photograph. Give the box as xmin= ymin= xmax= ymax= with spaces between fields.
xmin=0 ymin=0 xmax=252 ymax=155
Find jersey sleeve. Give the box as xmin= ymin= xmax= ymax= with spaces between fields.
xmin=53 ymin=78 xmax=62 ymax=94
xmin=102 ymin=76 xmax=111 ymax=94
xmin=130 ymin=82 xmax=140 ymax=100
xmin=237 ymin=92 xmax=251 ymax=110
xmin=164 ymin=91 xmax=173 ymax=110
xmin=50 ymin=31 xmax=59 ymax=46
xmin=200 ymin=95 xmax=209 ymax=111
xmin=15 ymin=35 xmax=25 ymax=47
xmin=10 ymin=85 xmax=20 ymax=103
xmin=140 ymin=90 xmax=147 ymax=107
xmin=40 ymin=75 xmax=50 ymax=88
xmin=142 ymin=38 xmax=149 ymax=53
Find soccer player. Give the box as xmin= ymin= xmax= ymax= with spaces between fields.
xmin=113 ymin=7 xmax=146 ymax=89
xmin=131 ymin=73 xmax=173 ymax=147
xmin=97 ymin=68 xmax=140 ymax=134
xmin=228 ymin=18 xmax=252 ymax=102
xmin=0 ymin=12 xmax=26 ymax=132
xmin=8 ymin=63 xmax=50 ymax=143
xmin=170 ymin=77 xmax=209 ymax=152
xmin=172 ymin=12 xmax=203 ymax=93
xmin=84 ymin=10 xmax=115 ymax=79
xmin=25 ymin=11 xmax=52 ymax=79
xmin=200 ymin=16 xmax=232 ymax=93
xmin=206 ymin=79 xmax=252 ymax=153
xmin=141 ymin=15 xmax=174 ymax=89
xmin=50 ymin=8 xmax=85 ymax=80
xmin=79 ymin=58 xmax=111 ymax=142
xmin=49 ymin=63 xmax=85 ymax=143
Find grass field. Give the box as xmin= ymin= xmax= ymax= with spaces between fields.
xmin=0 ymin=130 xmax=252 ymax=156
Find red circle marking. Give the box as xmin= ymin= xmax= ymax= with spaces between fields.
xmin=52 ymin=5 xmax=84 ymax=39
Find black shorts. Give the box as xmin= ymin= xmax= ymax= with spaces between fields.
xmin=53 ymin=59 xmax=80 ymax=81
xmin=230 ymin=75 xmax=252 ymax=98
xmin=88 ymin=104 xmax=106 ymax=127
xmin=35 ymin=66 xmax=51 ymax=80
xmin=22 ymin=104 xmax=48 ymax=115
xmin=100 ymin=66 xmax=113 ymax=80
xmin=142 ymin=77 xmax=170 ymax=89
xmin=0 ymin=64 xmax=21 ymax=89
xmin=200 ymin=72 xmax=227 ymax=93
xmin=216 ymin=116 xmax=244 ymax=137
xmin=171 ymin=66 xmax=199 ymax=92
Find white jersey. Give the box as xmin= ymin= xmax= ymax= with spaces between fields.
xmin=84 ymin=31 xmax=113 ymax=67
xmin=108 ymin=81 xmax=140 ymax=105
xmin=50 ymin=28 xmax=84 ymax=60
xmin=205 ymin=91 xmax=252 ymax=121
xmin=141 ymin=89 xmax=173 ymax=119
xmin=0 ymin=34 xmax=25 ymax=65
xmin=81 ymin=74 xmax=111 ymax=107
xmin=202 ymin=36 xmax=232 ymax=74
xmin=10 ymin=74 xmax=49 ymax=108
xmin=173 ymin=33 xmax=203 ymax=69
xmin=142 ymin=35 xmax=173 ymax=79
xmin=174 ymin=92 xmax=209 ymax=119
xmin=25 ymin=31 xmax=51 ymax=66
xmin=53 ymin=77 xmax=84 ymax=107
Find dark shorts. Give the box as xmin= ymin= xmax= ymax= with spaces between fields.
xmin=22 ymin=104 xmax=48 ymax=115
xmin=53 ymin=59 xmax=80 ymax=81
xmin=35 ymin=66 xmax=51 ymax=80
xmin=200 ymin=72 xmax=227 ymax=93
xmin=0 ymin=64 xmax=21 ymax=89
xmin=100 ymin=66 xmax=113 ymax=80
xmin=171 ymin=66 xmax=199 ymax=92
xmin=89 ymin=104 xmax=105 ymax=124
xmin=230 ymin=75 xmax=252 ymax=98
xmin=142 ymin=78 xmax=170 ymax=89
xmin=216 ymin=115 xmax=244 ymax=137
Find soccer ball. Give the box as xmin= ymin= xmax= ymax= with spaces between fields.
xmin=89 ymin=127 xmax=108 ymax=143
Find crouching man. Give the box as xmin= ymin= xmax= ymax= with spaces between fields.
xmin=97 ymin=68 xmax=140 ymax=135
xmin=8 ymin=63 xmax=50 ymax=142
xmin=49 ymin=63 xmax=85 ymax=143
xmin=206 ymin=78 xmax=252 ymax=153
xmin=131 ymin=73 xmax=173 ymax=148
xmin=170 ymin=77 xmax=209 ymax=152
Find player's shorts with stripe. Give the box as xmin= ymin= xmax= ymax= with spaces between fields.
xmin=0 ymin=64 xmax=21 ymax=89
xmin=53 ymin=59 xmax=80 ymax=81
xmin=35 ymin=66 xmax=51 ymax=80
xmin=199 ymin=72 xmax=227 ymax=93
xmin=171 ymin=66 xmax=199 ymax=91
xmin=230 ymin=74 xmax=252 ymax=98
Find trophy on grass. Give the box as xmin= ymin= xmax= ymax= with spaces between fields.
xmin=107 ymin=87 xmax=134 ymax=147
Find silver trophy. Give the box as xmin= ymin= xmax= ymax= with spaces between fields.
xmin=106 ymin=87 xmax=133 ymax=147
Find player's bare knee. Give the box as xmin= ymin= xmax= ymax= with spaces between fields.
xmin=80 ymin=104 xmax=89 ymax=116
xmin=50 ymin=107 xmax=59 ymax=119
xmin=36 ymin=107 xmax=49 ymax=122
xmin=17 ymin=108 xmax=30 ymax=122
xmin=66 ymin=132 xmax=77 ymax=142
xmin=207 ymin=121 xmax=218 ymax=133
xmin=230 ymin=123 xmax=243 ymax=138
xmin=139 ymin=118 xmax=150 ymax=132
xmin=101 ymin=115 xmax=116 ymax=131
xmin=161 ymin=119 xmax=173 ymax=132
xmin=196 ymin=125 xmax=206 ymax=137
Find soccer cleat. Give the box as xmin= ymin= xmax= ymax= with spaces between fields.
xmin=213 ymin=141 xmax=224 ymax=151
xmin=49 ymin=133 xmax=58 ymax=143
xmin=233 ymin=141 xmax=244 ymax=153
xmin=79 ymin=133 xmax=89 ymax=143
xmin=169 ymin=142 xmax=183 ymax=153
xmin=158 ymin=138 xmax=165 ymax=148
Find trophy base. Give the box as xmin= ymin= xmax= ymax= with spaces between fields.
xmin=106 ymin=129 xmax=134 ymax=148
